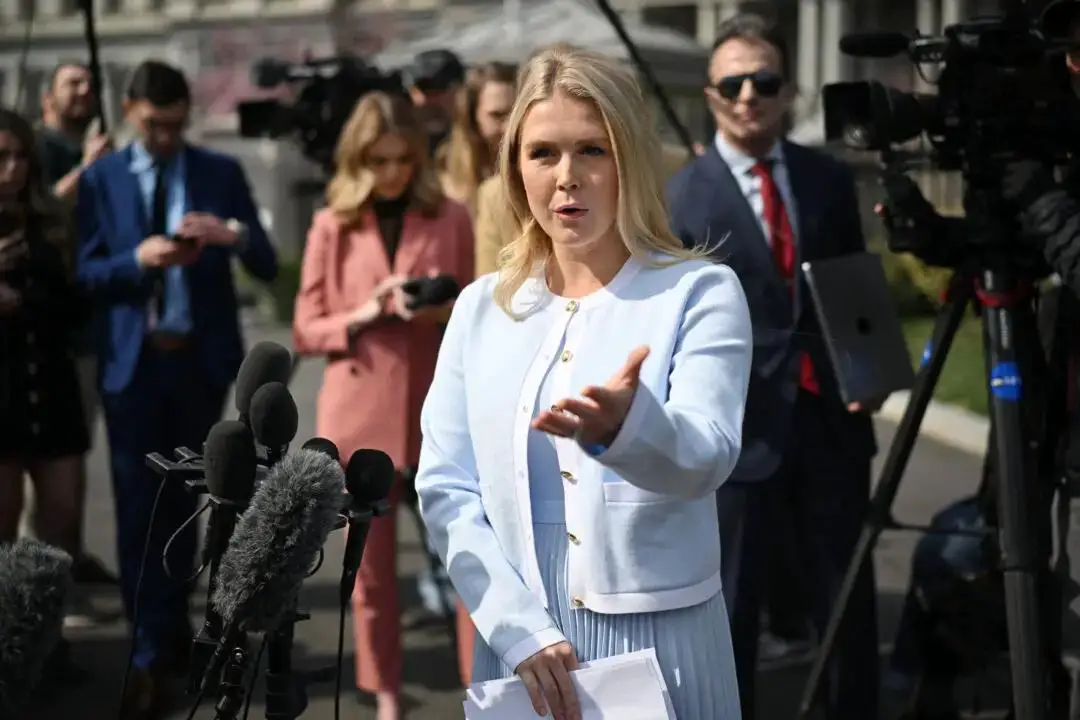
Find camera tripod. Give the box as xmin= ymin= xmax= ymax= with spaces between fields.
xmin=798 ymin=264 xmax=1069 ymax=719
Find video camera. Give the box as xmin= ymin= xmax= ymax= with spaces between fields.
xmin=821 ymin=0 xmax=1079 ymax=264
xmin=236 ymin=55 xmax=406 ymax=172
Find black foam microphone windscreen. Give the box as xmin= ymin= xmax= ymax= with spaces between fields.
xmin=248 ymin=381 xmax=299 ymax=450
xmin=201 ymin=420 xmax=257 ymax=582
xmin=204 ymin=420 xmax=257 ymax=504
xmin=339 ymin=449 xmax=395 ymax=606
xmin=0 ymin=539 xmax=73 ymax=717
xmin=345 ymin=449 xmax=395 ymax=509
xmin=301 ymin=437 xmax=340 ymax=464
xmin=234 ymin=341 xmax=293 ymax=419
xmin=211 ymin=448 xmax=345 ymax=634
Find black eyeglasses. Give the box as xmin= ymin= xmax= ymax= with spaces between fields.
xmin=712 ymin=70 xmax=784 ymax=100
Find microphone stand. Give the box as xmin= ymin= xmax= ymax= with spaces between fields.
xmin=589 ymin=0 xmax=693 ymax=155
xmin=251 ymin=439 xmax=311 ymax=720
xmin=212 ymin=639 xmax=251 ymax=720
xmin=76 ymin=0 xmax=109 ymax=132
xmin=189 ymin=497 xmax=246 ymax=697
xmin=333 ymin=495 xmax=392 ymax=717
xmin=264 ymin=615 xmax=307 ymax=720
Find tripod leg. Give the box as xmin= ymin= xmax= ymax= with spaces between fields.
xmin=798 ymin=275 xmax=973 ymax=717
xmin=979 ymin=269 xmax=1047 ymax=720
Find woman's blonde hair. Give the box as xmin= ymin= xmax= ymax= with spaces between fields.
xmin=437 ymin=61 xmax=518 ymax=205
xmin=492 ymin=44 xmax=703 ymax=315
xmin=0 ymin=107 xmax=72 ymax=269
xmin=326 ymin=91 xmax=443 ymax=227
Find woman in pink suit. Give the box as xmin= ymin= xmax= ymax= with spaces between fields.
xmin=292 ymin=91 xmax=474 ymax=720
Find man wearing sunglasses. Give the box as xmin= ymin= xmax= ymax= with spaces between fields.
xmin=667 ymin=13 xmax=879 ymax=720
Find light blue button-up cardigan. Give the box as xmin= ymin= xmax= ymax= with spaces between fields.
xmin=416 ymin=254 xmax=753 ymax=671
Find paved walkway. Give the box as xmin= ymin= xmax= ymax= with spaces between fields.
xmin=31 ymin=322 xmax=997 ymax=719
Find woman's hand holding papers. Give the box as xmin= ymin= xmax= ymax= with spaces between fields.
xmin=515 ymin=640 xmax=581 ymax=720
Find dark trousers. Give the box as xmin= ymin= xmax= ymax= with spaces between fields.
xmin=102 ymin=345 xmax=226 ymax=671
xmin=719 ymin=390 xmax=879 ymax=719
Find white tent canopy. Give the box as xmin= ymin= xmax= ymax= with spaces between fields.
xmin=373 ymin=0 xmax=708 ymax=85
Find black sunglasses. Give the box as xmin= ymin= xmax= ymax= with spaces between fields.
xmin=713 ymin=70 xmax=784 ymax=100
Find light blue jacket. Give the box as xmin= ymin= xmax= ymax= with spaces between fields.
xmin=415 ymin=254 xmax=753 ymax=671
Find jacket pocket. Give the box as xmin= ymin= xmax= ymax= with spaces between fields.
xmin=601 ymin=481 xmax=675 ymax=505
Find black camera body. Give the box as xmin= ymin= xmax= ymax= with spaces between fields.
xmin=824 ymin=15 xmax=1077 ymax=171
xmin=236 ymin=55 xmax=407 ymax=173
xmin=822 ymin=3 xmax=1079 ymax=264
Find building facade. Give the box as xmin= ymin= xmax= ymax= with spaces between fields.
xmin=0 ymin=0 xmax=1006 ymax=125
xmin=0 ymin=0 xmax=1002 ymax=246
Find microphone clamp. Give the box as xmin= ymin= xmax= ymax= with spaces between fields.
xmin=343 ymin=497 xmax=393 ymax=523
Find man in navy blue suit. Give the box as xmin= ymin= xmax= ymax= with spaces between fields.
xmin=75 ymin=60 xmax=277 ymax=718
xmin=667 ymin=14 xmax=879 ymax=720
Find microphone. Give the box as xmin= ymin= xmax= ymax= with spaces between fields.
xmin=0 ymin=539 xmax=73 ymax=718
xmin=401 ymin=274 xmax=460 ymax=310
xmin=249 ymin=381 xmax=299 ymax=465
xmin=340 ymin=449 xmax=395 ymax=607
xmin=301 ymin=437 xmax=340 ymax=464
xmin=234 ymin=341 xmax=293 ymax=425
xmin=188 ymin=420 xmax=257 ymax=695
xmin=838 ymin=31 xmax=912 ymax=58
xmin=197 ymin=447 xmax=343 ymax=718
xmin=211 ymin=447 xmax=346 ymax=635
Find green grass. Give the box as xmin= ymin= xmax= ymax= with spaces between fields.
xmin=901 ymin=315 xmax=987 ymax=416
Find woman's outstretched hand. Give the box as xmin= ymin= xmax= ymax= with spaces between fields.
xmin=515 ymin=641 xmax=581 ymax=720
xmin=532 ymin=345 xmax=650 ymax=447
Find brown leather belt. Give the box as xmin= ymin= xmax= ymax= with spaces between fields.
xmin=146 ymin=332 xmax=192 ymax=352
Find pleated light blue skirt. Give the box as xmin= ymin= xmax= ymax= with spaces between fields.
xmin=471 ymin=522 xmax=742 ymax=719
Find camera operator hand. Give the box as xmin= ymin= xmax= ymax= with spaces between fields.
xmin=997 ymin=157 xmax=1080 ymax=294
xmin=81 ymin=126 xmax=112 ymax=169
xmin=135 ymin=235 xmax=201 ymax=269
xmin=515 ymin=640 xmax=581 ymax=720
xmin=873 ymin=169 xmax=958 ymax=267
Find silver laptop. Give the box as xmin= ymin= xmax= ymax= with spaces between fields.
xmin=801 ymin=252 xmax=917 ymax=405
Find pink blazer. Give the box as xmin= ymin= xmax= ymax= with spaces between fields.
xmin=293 ymin=200 xmax=475 ymax=469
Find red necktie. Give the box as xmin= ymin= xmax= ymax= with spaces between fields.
xmin=752 ymin=160 xmax=819 ymax=395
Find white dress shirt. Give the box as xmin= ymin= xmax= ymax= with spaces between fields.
xmin=714 ymin=133 xmax=799 ymax=247
xmin=415 ymin=253 xmax=753 ymax=670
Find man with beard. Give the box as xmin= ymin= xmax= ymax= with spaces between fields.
xmin=39 ymin=62 xmax=112 ymax=203
xmin=34 ymin=61 xmax=116 ymax=597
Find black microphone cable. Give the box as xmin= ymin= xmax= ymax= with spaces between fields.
xmin=118 ymin=452 xmax=214 ymax=720
xmin=114 ymin=476 xmax=170 ymax=719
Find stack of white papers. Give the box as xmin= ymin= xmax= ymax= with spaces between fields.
xmin=463 ymin=648 xmax=676 ymax=719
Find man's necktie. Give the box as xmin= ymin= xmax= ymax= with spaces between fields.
xmin=752 ymin=159 xmax=819 ymax=395
xmin=149 ymin=162 xmax=168 ymax=329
